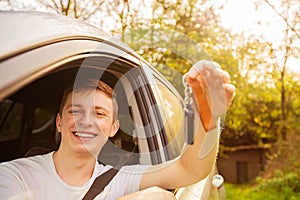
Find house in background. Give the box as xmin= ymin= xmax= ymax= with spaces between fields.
xmin=217 ymin=145 xmax=270 ymax=184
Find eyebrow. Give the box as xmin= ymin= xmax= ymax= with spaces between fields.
xmin=94 ymin=106 xmax=110 ymax=114
xmin=64 ymin=104 xmax=80 ymax=110
xmin=64 ymin=104 xmax=110 ymax=113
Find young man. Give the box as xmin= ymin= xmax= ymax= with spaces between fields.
xmin=0 ymin=60 xmax=236 ymax=199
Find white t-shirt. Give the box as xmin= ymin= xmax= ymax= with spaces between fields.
xmin=0 ymin=152 xmax=149 ymax=200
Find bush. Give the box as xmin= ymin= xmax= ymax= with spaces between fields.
xmin=249 ymin=171 xmax=300 ymax=200
xmin=225 ymin=171 xmax=300 ymax=200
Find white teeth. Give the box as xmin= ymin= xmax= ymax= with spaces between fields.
xmin=74 ymin=132 xmax=95 ymax=138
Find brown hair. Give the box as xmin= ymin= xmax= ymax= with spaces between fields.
xmin=58 ymin=79 xmax=118 ymax=121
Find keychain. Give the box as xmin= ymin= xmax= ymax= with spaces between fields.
xmin=182 ymin=65 xmax=225 ymax=158
xmin=182 ymin=73 xmax=195 ymax=145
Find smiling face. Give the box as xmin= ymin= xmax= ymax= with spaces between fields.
xmin=56 ymin=82 xmax=119 ymax=158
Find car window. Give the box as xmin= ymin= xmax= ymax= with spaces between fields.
xmin=152 ymin=78 xmax=185 ymax=159
xmin=0 ymin=99 xmax=23 ymax=142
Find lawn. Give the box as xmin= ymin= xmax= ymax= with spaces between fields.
xmin=224 ymin=183 xmax=252 ymax=200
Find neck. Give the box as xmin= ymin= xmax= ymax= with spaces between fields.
xmin=53 ymin=149 xmax=97 ymax=186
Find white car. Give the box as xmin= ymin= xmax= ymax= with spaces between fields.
xmin=0 ymin=11 xmax=225 ymax=199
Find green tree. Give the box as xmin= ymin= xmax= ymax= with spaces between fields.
xmin=121 ymin=0 xmax=228 ymax=94
xmin=259 ymin=0 xmax=300 ymax=140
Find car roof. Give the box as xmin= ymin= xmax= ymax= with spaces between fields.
xmin=0 ymin=11 xmax=136 ymax=61
xmin=0 ymin=11 xmax=151 ymax=100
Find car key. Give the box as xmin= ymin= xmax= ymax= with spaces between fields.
xmin=182 ymin=73 xmax=195 ymax=145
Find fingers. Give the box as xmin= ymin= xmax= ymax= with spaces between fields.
xmin=185 ymin=60 xmax=236 ymax=131
xmin=220 ymin=69 xmax=230 ymax=83
xmin=223 ymin=83 xmax=236 ymax=109
xmin=188 ymin=60 xmax=230 ymax=83
xmin=188 ymin=60 xmax=220 ymax=79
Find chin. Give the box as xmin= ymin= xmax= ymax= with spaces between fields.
xmin=76 ymin=143 xmax=103 ymax=158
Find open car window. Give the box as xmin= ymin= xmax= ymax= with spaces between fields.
xmin=0 ymin=54 xmax=177 ymax=167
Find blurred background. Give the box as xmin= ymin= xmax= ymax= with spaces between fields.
xmin=1 ymin=0 xmax=299 ymax=199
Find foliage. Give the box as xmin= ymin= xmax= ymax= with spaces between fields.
xmin=253 ymin=172 xmax=300 ymax=198
xmin=225 ymin=172 xmax=300 ymax=200
xmin=118 ymin=0 xmax=226 ymax=95
xmin=222 ymin=81 xmax=282 ymax=146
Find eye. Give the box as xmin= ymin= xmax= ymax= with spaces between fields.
xmin=95 ymin=111 xmax=106 ymax=117
xmin=96 ymin=112 xmax=104 ymax=116
xmin=69 ymin=109 xmax=81 ymax=115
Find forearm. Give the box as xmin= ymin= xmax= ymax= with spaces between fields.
xmin=139 ymin=117 xmax=221 ymax=190
xmin=179 ymin=118 xmax=221 ymax=183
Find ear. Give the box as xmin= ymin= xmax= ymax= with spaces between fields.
xmin=109 ymin=120 xmax=119 ymax=137
xmin=56 ymin=113 xmax=62 ymax=133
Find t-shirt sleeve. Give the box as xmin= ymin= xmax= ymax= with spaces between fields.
xmin=0 ymin=163 xmax=29 ymax=200
xmin=119 ymin=165 xmax=150 ymax=194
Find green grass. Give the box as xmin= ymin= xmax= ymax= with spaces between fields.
xmin=224 ymin=183 xmax=252 ymax=200
xmin=224 ymin=172 xmax=300 ymax=200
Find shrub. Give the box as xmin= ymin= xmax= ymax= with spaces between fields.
xmin=225 ymin=172 xmax=300 ymax=200
xmin=250 ymin=171 xmax=300 ymax=199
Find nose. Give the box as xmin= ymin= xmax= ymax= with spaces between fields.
xmin=78 ymin=112 xmax=94 ymax=126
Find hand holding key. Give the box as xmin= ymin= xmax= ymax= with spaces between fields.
xmin=186 ymin=60 xmax=236 ymax=131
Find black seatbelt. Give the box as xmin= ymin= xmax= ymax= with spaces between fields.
xmin=82 ymin=168 xmax=119 ymax=200
xmin=83 ymin=139 xmax=138 ymax=199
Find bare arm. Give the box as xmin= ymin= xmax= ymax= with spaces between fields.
xmin=140 ymin=60 xmax=236 ymax=190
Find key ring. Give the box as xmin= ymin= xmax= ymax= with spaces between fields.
xmin=182 ymin=73 xmax=195 ymax=145
xmin=182 ymin=73 xmax=193 ymax=106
